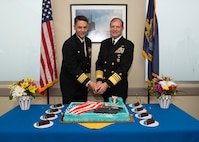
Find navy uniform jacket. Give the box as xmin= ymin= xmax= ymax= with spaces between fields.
xmin=60 ymin=34 xmax=92 ymax=104
xmin=96 ymin=36 xmax=134 ymax=102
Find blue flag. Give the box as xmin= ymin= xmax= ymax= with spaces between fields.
xmin=142 ymin=0 xmax=159 ymax=81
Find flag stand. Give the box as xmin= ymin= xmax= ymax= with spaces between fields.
xmin=47 ymin=88 xmax=50 ymax=104
xmin=143 ymin=0 xmax=159 ymax=105
xmin=148 ymin=91 xmax=150 ymax=104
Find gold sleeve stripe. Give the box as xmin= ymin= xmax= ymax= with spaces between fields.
xmin=108 ymin=73 xmax=121 ymax=85
xmin=77 ymin=73 xmax=88 ymax=84
xmin=96 ymin=70 xmax=103 ymax=79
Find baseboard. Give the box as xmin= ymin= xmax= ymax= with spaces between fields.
xmin=1 ymin=87 xmax=198 ymax=97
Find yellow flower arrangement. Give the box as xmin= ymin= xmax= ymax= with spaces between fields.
xmin=9 ymin=78 xmax=38 ymax=100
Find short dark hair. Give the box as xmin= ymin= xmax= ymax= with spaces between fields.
xmin=110 ymin=18 xmax=123 ymax=27
xmin=74 ymin=15 xmax=89 ymax=24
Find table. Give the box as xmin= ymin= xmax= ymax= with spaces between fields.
xmin=0 ymin=104 xmax=199 ymax=142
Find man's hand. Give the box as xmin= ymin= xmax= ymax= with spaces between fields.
xmin=95 ymin=82 xmax=109 ymax=94
xmin=88 ymin=81 xmax=96 ymax=92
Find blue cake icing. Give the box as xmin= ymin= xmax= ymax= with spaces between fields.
xmin=63 ymin=97 xmax=130 ymax=122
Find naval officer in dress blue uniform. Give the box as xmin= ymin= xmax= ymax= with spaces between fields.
xmin=95 ymin=18 xmax=134 ymax=103
xmin=60 ymin=15 xmax=96 ymax=104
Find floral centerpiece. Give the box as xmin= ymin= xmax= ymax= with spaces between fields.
xmin=148 ymin=75 xmax=178 ymax=109
xmin=148 ymin=75 xmax=178 ymax=99
xmin=9 ymin=78 xmax=38 ymax=100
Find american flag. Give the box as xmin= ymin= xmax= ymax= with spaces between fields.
xmin=38 ymin=0 xmax=58 ymax=95
xmin=69 ymin=102 xmax=104 ymax=115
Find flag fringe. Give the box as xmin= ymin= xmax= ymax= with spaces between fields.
xmin=142 ymin=50 xmax=149 ymax=60
xmin=38 ymin=78 xmax=58 ymax=94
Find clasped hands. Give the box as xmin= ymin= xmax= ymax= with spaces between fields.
xmin=88 ymin=81 xmax=109 ymax=95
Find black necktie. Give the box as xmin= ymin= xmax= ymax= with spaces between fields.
xmin=82 ymin=41 xmax=87 ymax=57
xmin=112 ymin=40 xmax=115 ymax=45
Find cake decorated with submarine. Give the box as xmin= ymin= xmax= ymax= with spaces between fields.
xmin=62 ymin=96 xmax=131 ymax=122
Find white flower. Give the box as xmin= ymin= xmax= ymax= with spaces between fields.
xmin=159 ymin=80 xmax=176 ymax=88
xmin=11 ymin=86 xmax=26 ymax=98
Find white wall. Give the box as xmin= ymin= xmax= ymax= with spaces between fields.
xmin=0 ymin=0 xmax=41 ymax=81
xmin=157 ymin=0 xmax=199 ymax=81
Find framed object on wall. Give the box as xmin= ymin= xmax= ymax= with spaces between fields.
xmin=70 ymin=4 xmax=127 ymax=43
